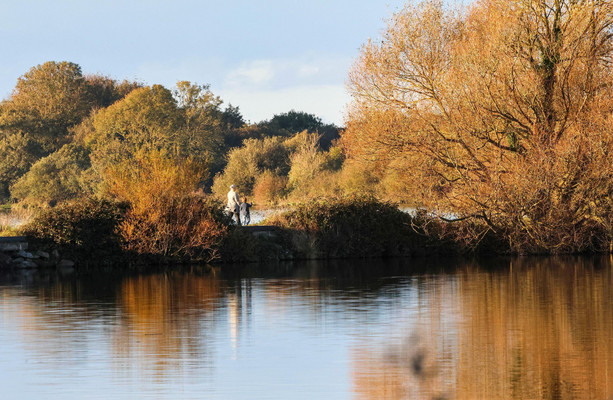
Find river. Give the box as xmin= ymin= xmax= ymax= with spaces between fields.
xmin=0 ymin=256 xmax=611 ymax=399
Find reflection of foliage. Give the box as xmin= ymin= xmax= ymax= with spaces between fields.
xmin=352 ymin=257 xmax=613 ymax=400
xmin=116 ymin=273 xmax=223 ymax=364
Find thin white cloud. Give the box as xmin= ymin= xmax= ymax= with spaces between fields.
xmin=297 ymin=64 xmax=320 ymax=78
xmin=225 ymin=60 xmax=275 ymax=87
xmin=223 ymin=56 xmax=350 ymax=90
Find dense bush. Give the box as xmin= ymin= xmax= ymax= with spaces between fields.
xmin=20 ymin=197 xmax=127 ymax=260
xmin=267 ymin=196 xmax=424 ymax=258
xmin=120 ymin=194 xmax=229 ymax=261
xmin=104 ymin=149 xmax=229 ymax=261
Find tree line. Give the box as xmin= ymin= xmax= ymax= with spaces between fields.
xmin=0 ymin=61 xmax=341 ymax=207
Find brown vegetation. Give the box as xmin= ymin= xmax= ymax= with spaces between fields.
xmin=103 ymin=149 xmax=228 ymax=261
xmin=344 ymin=0 xmax=613 ymax=253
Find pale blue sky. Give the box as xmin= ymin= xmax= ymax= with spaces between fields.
xmin=0 ymin=0 xmax=425 ymax=125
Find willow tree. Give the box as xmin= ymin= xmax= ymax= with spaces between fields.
xmin=344 ymin=0 xmax=613 ymax=252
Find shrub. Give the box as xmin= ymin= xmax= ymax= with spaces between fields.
xmin=119 ymin=194 xmax=229 ymax=261
xmin=20 ymin=197 xmax=127 ymax=260
xmin=267 ymin=196 xmax=423 ymax=258
xmin=253 ymin=171 xmax=287 ymax=206
xmin=104 ymin=149 xmax=229 ymax=261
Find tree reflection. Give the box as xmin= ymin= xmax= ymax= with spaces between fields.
xmin=112 ymin=271 xmax=225 ymax=379
xmin=351 ymin=256 xmax=613 ymax=400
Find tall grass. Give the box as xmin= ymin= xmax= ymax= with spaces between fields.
xmin=0 ymin=205 xmax=34 ymax=236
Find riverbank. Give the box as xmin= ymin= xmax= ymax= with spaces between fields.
xmin=0 ymin=197 xmax=420 ymax=269
xmin=3 ymin=195 xmax=608 ymax=272
xmin=0 ymin=236 xmax=77 ymax=272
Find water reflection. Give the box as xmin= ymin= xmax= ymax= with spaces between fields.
xmin=0 ymin=257 xmax=611 ymax=399
xmin=351 ymin=256 xmax=613 ymax=400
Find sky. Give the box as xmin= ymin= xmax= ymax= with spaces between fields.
xmin=0 ymin=0 xmax=423 ymax=126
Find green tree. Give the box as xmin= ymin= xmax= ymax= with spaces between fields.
xmin=0 ymin=61 xmax=92 ymax=153
xmin=85 ymin=74 xmax=142 ymax=109
xmin=174 ymin=81 xmax=227 ymax=176
xmin=0 ymin=132 xmax=40 ymax=201
xmin=212 ymin=136 xmax=290 ymax=198
xmin=10 ymin=143 xmax=91 ymax=205
xmin=262 ymin=110 xmax=340 ymax=149
xmin=86 ymin=84 xmax=183 ymax=169
xmin=86 ymin=82 xmax=235 ymax=190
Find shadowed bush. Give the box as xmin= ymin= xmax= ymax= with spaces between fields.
xmin=267 ymin=196 xmax=426 ymax=258
xmin=20 ymin=197 xmax=127 ymax=261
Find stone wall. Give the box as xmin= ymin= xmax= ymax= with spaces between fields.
xmin=0 ymin=236 xmax=75 ymax=271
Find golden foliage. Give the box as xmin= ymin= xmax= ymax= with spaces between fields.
xmin=253 ymin=170 xmax=287 ymax=205
xmin=103 ymin=149 xmax=226 ymax=259
xmin=345 ymin=0 xmax=613 ymax=253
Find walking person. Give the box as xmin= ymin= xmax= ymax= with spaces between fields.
xmin=240 ymin=197 xmax=252 ymax=226
xmin=227 ymin=184 xmax=241 ymax=225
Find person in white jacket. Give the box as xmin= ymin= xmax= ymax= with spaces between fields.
xmin=226 ymin=184 xmax=241 ymax=225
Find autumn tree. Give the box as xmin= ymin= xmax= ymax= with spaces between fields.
xmin=211 ymin=136 xmax=290 ymax=198
xmin=85 ymin=82 xmax=240 ymax=188
xmin=174 ymin=81 xmax=227 ymax=175
xmin=0 ymin=62 xmax=140 ymax=202
xmin=345 ymin=0 xmax=613 ymax=253
xmin=0 ymin=62 xmax=93 ymax=153
xmin=103 ymin=149 xmax=226 ymax=259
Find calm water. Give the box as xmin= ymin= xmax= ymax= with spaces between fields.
xmin=0 ymin=257 xmax=612 ymax=400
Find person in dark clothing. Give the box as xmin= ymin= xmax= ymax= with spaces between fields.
xmin=240 ymin=197 xmax=252 ymax=226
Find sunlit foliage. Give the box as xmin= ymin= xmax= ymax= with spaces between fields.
xmin=104 ymin=149 xmax=227 ymax=260
xmin=211 ymin=136 xmax=290 ymax=199
xmin=11 ymin=143 xmax=91 ymax=206
xmin=253 ymin=170 xmax=288 ymax=205
xmin=345 ymin=0 xmax=613 ymax=253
